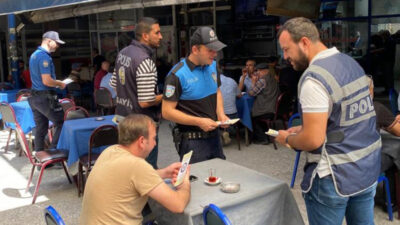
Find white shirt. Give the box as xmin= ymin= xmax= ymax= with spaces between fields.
xmin=299 ymin=47 xmax=339 ymax=178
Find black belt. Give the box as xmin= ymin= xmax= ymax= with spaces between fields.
xmin=181 ymin=130 xmax=218 ymax=140
xmin=31 ymin=90 xmax=56 ymax=96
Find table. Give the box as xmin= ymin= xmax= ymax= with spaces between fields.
xmin=57 ymin=115 xmax=115 ymax=168
xmin=236 ymin=94 xmax=254 ymax=145
xmin=149 ymin=159 xmax=304 ymax=225
xmin=0 ymin=89 xmax=19 ymax=103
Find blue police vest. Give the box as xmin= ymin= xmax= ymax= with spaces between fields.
xmin=298 ymin=52 xmax=381 ymax=196
xmin=174 ymin=59 xmax=218 ymax=101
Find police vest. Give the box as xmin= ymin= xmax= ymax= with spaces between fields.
xmin=114 ymin=40 xmax=160 ymax=121
xmin=298 ymin=53 xmax=381 ymax=197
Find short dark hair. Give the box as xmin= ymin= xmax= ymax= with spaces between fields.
xmin=277 ymin=17 xmax=320 ymax=43
xmin=93 ymin=48 xmax=99 ymax=54
xmin=118 ymin=114 xmax=156 ymax=146
xmin=135 ymin=17 xmax=159 ymax=41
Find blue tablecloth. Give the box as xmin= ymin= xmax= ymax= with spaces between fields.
xmin=8 ymin=101 xmax=36 ymax=133
xmin=57 ymin=115 xmax=116 ymax=167
xmin=0 ymin=89 xmax=19 ymax=103
xmin=236 ymin=94 xmax=254 ymax=131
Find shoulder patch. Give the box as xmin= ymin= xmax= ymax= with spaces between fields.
xmin=165 ymin=85 xmax=175 ymax=98
xmin=169 ymin=62 xmax=184 ymax=76
xmin=43 ymin=60 xmax=49 ymax=68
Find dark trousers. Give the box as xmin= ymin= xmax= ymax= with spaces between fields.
xmin=145 ymin=135 xmax=158 ymax=169
xmin=179 ymin=130 xmax=225 ymax=164
xmin=252 ymin=113 xmax=274 ymax=141
xmin=28 ymin=95 xmax=64 ymax=151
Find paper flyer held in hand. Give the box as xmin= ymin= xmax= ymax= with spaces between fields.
xmin=265 ymin=129 xmax=279 ymax=137
xmin=174 ymin=150 xmax=193 ymax=187
xmin=216 ymin=118 xmax=240 ymax=126
xmin=62 ymin=78 xmax=73 ymax=85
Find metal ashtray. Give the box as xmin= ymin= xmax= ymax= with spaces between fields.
xmin=220 ymin=182 xmax=240 ymax=193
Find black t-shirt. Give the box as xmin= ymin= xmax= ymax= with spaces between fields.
xmin=374 ymin=101 xmax=395 ymax=130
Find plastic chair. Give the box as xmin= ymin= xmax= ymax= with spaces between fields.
xmin=44 ymin=205 xmax=66 ymax=225
xmin=64 ymin=106 xmax=89 ymax=121
xmin=94 ymin=88 xmax=115 ymax=116
xmin=77 ymin=125 xmax=118 ymax=196
xmin=203 ymin=204 xmax=232 ymax=225
xmin=288 ymin=113 xmax=302 ymax=188
xmin=259 ymin=92 xmax=295 ymax=149
xmin=378 ymin=175 xmax=394 ymax=221
xmin=15 ymin=124 xmax=71 ymax=204
xmin=0 ymin=102 xmax=18 ymax=153
xmin=59 ymin=98 xmax=76 ymax=113
xmin=16 ymin=89 xmax=31 ymax=102
xmin=389 ymin=88 xmax=398 ymax=116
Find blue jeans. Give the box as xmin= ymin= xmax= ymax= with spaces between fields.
xmin=303 ymin=175 xmax=377 ymax=225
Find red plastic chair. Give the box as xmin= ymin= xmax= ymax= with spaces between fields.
xmin=77 ymin=125 xmax=118 ymax=196
xmin=15 ymin=123 xmax=71 ymax=204
xmin=48 ymin=98 xmax=77 ymax=143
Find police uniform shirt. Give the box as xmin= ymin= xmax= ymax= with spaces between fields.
xmin=29 ymin=46 xmax=56 ymax=91
xmin=163 ymin=58 xmax=221 ymax=131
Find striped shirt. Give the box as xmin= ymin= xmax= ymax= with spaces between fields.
xmin=110 ymin=58 xmax=157 ymax=102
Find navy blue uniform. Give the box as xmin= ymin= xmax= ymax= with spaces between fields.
xmin=163 ymin=58 xmax=225 ymax=163
xmin=28 ymin=47 xmax=64 ymax=151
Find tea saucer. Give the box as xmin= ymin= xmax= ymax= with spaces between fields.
xmin=204 ymin=177 xmax=222 ymax=186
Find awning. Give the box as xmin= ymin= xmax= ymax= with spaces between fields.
xmin=0 ymin=0 xmax=99 ymax=16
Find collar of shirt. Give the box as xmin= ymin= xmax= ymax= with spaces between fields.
xmin=310 ymin=47 xmax=340 ymax=65
xmin=130 ymin=39 xmax=154 ymax=57
xmin=38 ymin=46 xmax=50 ymax=55
xmin=185 ymin=57 xmax=202 ymax=71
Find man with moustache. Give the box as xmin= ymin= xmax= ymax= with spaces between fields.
xmin=29 ymin=31 xmax=66 ymax=154
xmin=275 ymin=17 xmax=381 ymax=225
xmin=111 ymin=17 xmax=163 ymax=169
xmin=162 ymin=26 xmax=230 ymax=163
xmin=238 ymin=59 xmax=256 ymax=92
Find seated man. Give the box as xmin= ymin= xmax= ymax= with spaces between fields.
xmin=80 ymin=114 xmax=191 ymax=225
xmin=219 ymin=62 xmax=241 ymax=145
xmin=100 ymin=69 xmax=117 ymax=99
xmin=94 ymin=60 xmax=110 ymax=90
xmin=68 ymin=63 xmax=83 ymax=83
xmin=248 ymin=63 xmax=280 ymax=145
xmin=238 ymin=59 xmax=256 ymax=93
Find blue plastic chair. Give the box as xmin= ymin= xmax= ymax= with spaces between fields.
xmin=288 ymin=113 xmax=301 ymax=188
xmin=44 ymin=206 xmax=66 ymax=225
xmin=389 ymin=88 xmax=399 ymax=116
xmin=378 ymin=175 xmax=394 ymax=221
xmin=203 ymin=204 xmax=232 ymax=225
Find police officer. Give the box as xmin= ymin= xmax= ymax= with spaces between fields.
xmin=275 ymin=18 xmax=381 ymax=225
xmin=162 ymin=27 xmax=230 ymax=164
xmin=110 ymin=17 xmax=163 ymax=169
xmin=29 ymin=31 xmax=66 ymax=153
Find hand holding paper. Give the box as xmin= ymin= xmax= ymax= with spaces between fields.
xmin=216 ymin=118 xmax=240 ymax=126
xmin=62 ymin=78 xmax=73 ymax=85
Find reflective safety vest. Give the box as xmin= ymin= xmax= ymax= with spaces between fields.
xmin=298 ymin=52 xmax=381 ymax=197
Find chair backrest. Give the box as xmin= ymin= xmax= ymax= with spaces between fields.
xmin=203 ymin=204 xmax=232 ymax=225
xmin=15 ymin=123 xmax=35 ymax=165
xmin=87 ymin=125 xmax=118 ymax=167
xmin=274 ymin=92 xmax=296 ymax=121
xmin=44 ymin=206 xmax=66 ymax=225
xmin=64 ymin=106 xmax=89 ymax=121
xmin=16 ymin=93 xmax=31 ymax=102
xmin=288 ymin=113 xmax=301 ymax=128
xmin=0 ymin=102 xmax=17 ymax=124
xmin=0 ymin=82 xmax=14 ymax=90
xmin=389 ymin=88 xmax=398 ymax=115
xmin=94 ymin=88 xmax=114 ymax=107
xmin=59 ymin=98 xmax=76 ymax=113
xmin=16 ymin=89 xmax=31 ymax=99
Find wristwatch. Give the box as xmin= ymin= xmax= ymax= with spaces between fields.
xmin=285 ymin=134 xmax=295 ymax=145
